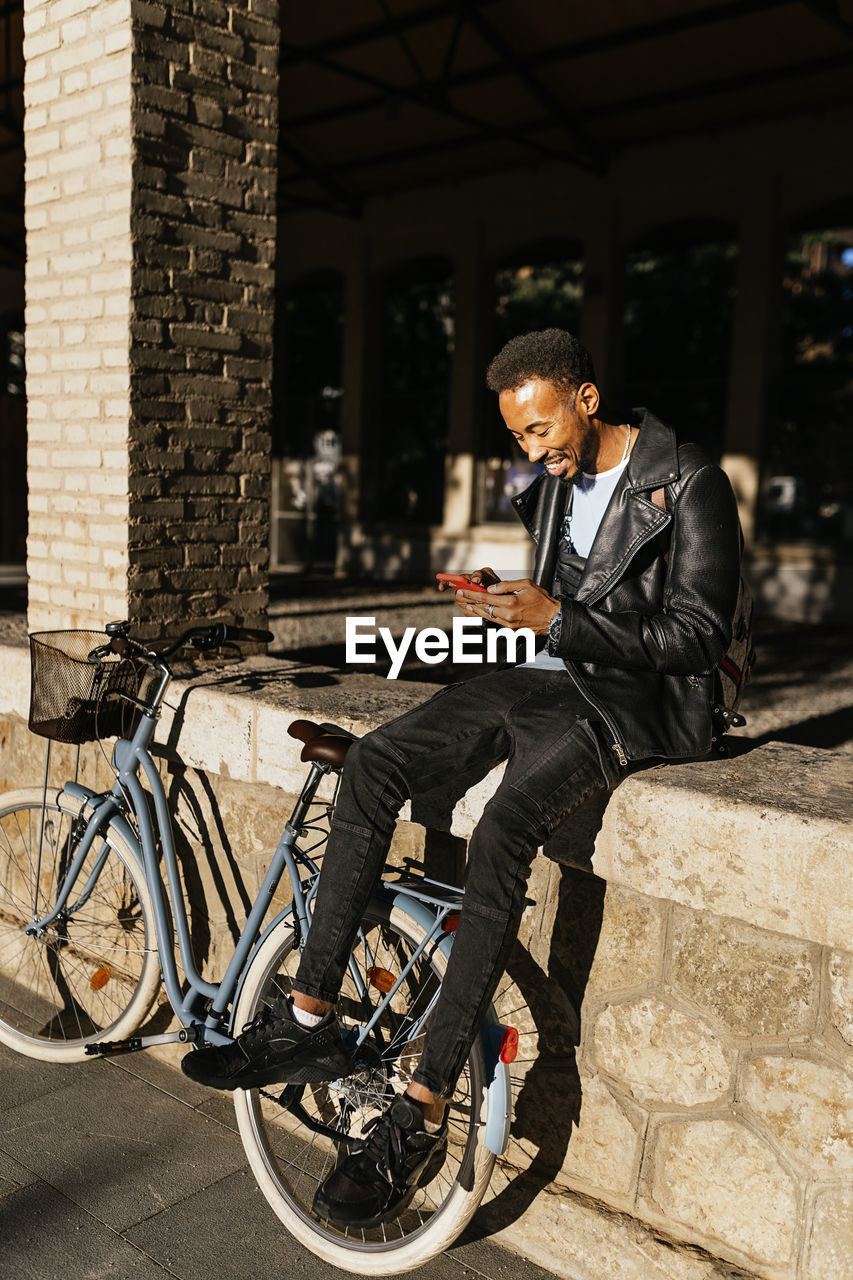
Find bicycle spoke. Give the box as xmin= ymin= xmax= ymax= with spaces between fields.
xmin=0 ymin=795 xmax=158 ymax=1053
xmin=236 ymin=899 xmax=496 ymax=1262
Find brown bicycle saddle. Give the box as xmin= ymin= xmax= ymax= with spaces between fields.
xmin=288 ymin=718 xmax=355 ymax=768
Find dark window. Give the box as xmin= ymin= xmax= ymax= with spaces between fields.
xmin=377 ymin=256 xmax=454 ymax=524
xmin=275 ymin=270 xmax=344 ymax=458
xmin=760 ymin=222 xmax=853 ymax=544
xmin=480 ymin=241 xmax=583 ymax=523
xmin=623 ymin=220 xmax=738 ymax=458
xmin=272 ymin=272 xmax=345 ymax=570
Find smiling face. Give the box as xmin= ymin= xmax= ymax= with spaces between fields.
xmin=499 ymin=377 xmax=602 ymax=484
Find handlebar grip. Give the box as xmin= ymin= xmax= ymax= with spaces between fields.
xmin=220 ymin=626 xmax=274 ymax=644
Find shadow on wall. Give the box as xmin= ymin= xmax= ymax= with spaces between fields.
xmin=138 ymin=750 xmax=261 ymax=1038
xmin=469 ymin=791 xmax=610 ymax=1239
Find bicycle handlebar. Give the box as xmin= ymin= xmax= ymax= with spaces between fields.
xmin=87 ymin=622 xmax=274 ymax=665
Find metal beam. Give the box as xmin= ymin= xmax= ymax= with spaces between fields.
xmin=279 ymin=116 xmax=579 ymax=185
xmin=281 ymin=0 xmax=789 ymax=133
xmin=279 ymin=43 xmax=595 ymax=171
xmin=453 ymin=0 xmax=606 ymax=171
xmin=376 ymin=0 xmax=429 ymax=87
xmin=278 ymin=132 xmax=362 ymax=219
xmin=276 ymin=187 xmax=351 ymax=218
xmin=280 ymin=0 xmax=499 ymax=68
xmin=278 ymin=47 xmax=853 ymax=193
xmin=578 ymin=48 xmax=853 ymax=121
xmin=799 ymin=1 xmax=853 ymax=38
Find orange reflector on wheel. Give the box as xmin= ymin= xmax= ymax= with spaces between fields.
xmin=368 ymin=966 xmax=396 ymax=994
xmin=499 ymin=1027 xmax=518 ymax=1063
xmin=442 ymin=912 xmax=460 ymax=933
xmin=89 ymin=965 xmax=111 ymax=991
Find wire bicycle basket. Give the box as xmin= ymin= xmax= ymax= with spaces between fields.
xmin=28 ymin=631 xmax=150 ymax=744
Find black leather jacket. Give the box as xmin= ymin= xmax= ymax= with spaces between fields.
xmin=511 ymin=409 xmax=742 ymax=764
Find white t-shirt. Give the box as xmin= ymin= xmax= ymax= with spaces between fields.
xmin=520 ymin=456 xmax=629 ymax=671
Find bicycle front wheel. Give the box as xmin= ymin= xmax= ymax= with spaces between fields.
xmin=233 ymin=898 xmax=496 ymax=1274
xmin=0 ymin=788 xmax=160 ymax=1062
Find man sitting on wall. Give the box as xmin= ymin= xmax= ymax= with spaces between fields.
xmin=183 ymin=328 xmax=742 ymax=1229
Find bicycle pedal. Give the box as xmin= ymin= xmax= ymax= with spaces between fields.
xmin=85 ymin=1037 xmax=144 ymax=1056
xmin=84 ymin=1029 xmax=196 ymax=1056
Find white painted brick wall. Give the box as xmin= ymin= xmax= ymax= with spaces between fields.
xmin=24 ymin=0 xmax=133 ymax=630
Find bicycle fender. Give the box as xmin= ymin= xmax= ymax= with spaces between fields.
xmin=477 ymin=1023 xmax=513 ymax=1157
xmin=380 ymin=885 xmax=513 ymax=1158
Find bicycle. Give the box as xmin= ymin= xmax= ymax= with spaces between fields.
xmin=0 ymin=620 xmax=516 ymax=1274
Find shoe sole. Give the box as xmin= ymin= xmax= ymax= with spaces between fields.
xmin=313 ymin=1137 xmax=448 ymax=1229
xmin=313 ymin=1182 xmax=420 ymax=1231
xmin=181 ymin=1055 xmax=351 ymax=1092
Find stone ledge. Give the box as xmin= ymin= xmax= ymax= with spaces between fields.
xmin=593 ymin=745 xmax=852 ymax=954
xmin=1 ymin=640 xmax=850 ymax=951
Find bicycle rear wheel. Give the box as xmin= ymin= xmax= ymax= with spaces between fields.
xmin=233 ymin=898 xmax=496 ymax=1274
xmin=0 ymin=788 xmax=160 ymax=1062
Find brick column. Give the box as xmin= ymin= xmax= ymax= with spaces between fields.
xmin=24 ymin=0 xmax=278 ymax=636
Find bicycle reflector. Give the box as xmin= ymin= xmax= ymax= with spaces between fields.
xmin=499 ymin=1027 xmax=519 ymax=1064
xmin=367 ymin=967 xmax=396 ymax=994
xmin=442 ymin=912 xmax=460 ymax=933
xmin=89 ymin=966 xmax=112 ymax=991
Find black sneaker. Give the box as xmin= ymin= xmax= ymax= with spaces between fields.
xmin=313 ymin=1093 xmax=448 ymax=1228
xmin=181 ymin=999 xmax=351 ymax=1091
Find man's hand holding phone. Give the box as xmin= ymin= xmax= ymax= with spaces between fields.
xmin=438 ymin=569 xmax=560 ymax=635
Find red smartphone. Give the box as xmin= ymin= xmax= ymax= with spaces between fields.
xmin=435 ymin=572 xmax=489 ymax=594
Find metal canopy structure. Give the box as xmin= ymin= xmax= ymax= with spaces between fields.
xmin=278 ymin=0 xmax=853 ymax=218
xmin=0 ymin=3 xmax=852 ymax=235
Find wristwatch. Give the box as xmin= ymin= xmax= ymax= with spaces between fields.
xmin=546 ymin=605 xmax=563 ymax=656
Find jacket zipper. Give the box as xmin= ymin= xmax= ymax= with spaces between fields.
xmin=563 ymin=661 xmax=629 ymax=767
xmin=579 ymin=513 xmax=670 ymax=610
xmin=559 ymin=511 xmax=671 ymax=768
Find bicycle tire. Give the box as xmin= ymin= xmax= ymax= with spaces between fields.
xmin=0 ymin=787 xmax=160 ymax=1062
xmin=233 ymin=898 xmax=497 ymax=1274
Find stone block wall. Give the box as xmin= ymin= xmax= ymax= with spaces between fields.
xmin=23 ymin=0 xmax=277 ymax=635
xmin=487 ymin=865 xmax=853 ymax=1280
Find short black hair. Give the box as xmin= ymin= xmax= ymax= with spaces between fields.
xmin=485 ymin=328 xmax=596 ymax=399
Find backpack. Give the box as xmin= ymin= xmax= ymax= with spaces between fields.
xmin=650 ymin=486 xmax=755 ymax=747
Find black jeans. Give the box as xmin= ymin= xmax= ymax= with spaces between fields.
xmin=292 ymin=666 xmax=624 ymax=1098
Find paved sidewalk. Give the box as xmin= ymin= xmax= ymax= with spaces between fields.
xmin=0 ymin=1040 xmax=554 ymax=1280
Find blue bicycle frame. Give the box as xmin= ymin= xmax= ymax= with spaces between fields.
xmin=27 ymin=658 xmax=512 ymax=1155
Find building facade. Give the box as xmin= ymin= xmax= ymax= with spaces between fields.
xmin=3 ymin=1 xmax=852 ymax=629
